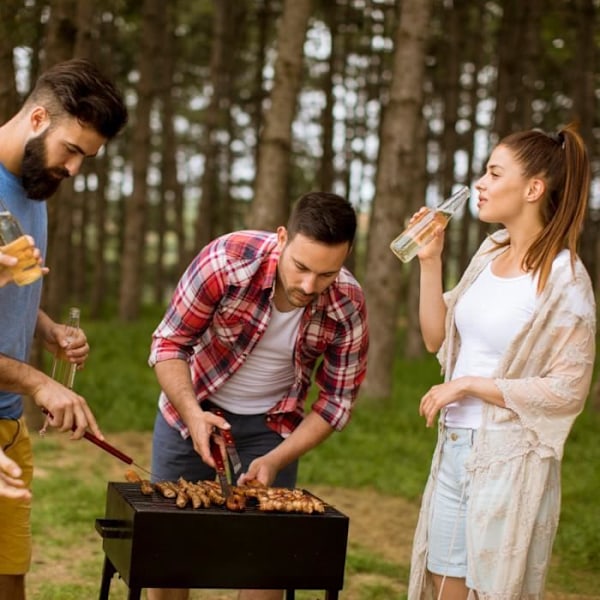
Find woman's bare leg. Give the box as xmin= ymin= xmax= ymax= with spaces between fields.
xmin=431 ymin=573 xmax=471 ymax=600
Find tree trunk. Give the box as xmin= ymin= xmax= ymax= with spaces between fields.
xmin=193 ymin=0 xmax=244 ymax=254
xmin=251 ymin=0 xmax=272 ymax=177
xmin=153 ymin=4 xmax=182 ymax=302
xmin=404 ymin=119 xmax=428 ymax=359
xmin=318 ymin=0 xmax=337 ymax=193
xmin=362 ymin=0 xmax=433 ymax=399
xmin=572 ymin=0 xmax=596 ymax=292
xmin=0 ymin=4 xmax=19 ymax=122
xmin=89 ymin=152 xmax=110 ymax=318
xmin=248 ymin=0 xmax=313 ymax=231
xmin=492 ymin=0 xmax=524 ymax=138
xmin=119 ymin=0 xmax=163 ymax=320
xmin=41 ymin=0 xmax=78 ymax=319
xmin=520 ymin=0 xmax=542 ymax=128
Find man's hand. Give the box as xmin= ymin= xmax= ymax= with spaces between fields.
xmin=0 ymin=236 xmax=48 ymax=287
xmin=40 ymin=318 xmax=89 ymax=369
xmin=238 ymin=455 xmax=280 ymax=487
xmin=187 ymin=409 xmax=230 ymax=469
xmin=0 ymin=250 xmax=18 ymax=287
xmin=31 ymin=378 xmax=103 ymax=440
xmin=0 ymin=449 xmax=31 ymax=501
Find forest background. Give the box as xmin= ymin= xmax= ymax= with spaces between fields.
xmin=2 ymin=0 xmax=599 ymax=399
xmin=1 ymin=0 xmax=599 ymax=597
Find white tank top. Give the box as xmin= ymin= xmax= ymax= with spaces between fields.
xmin=445 ymin=261 xmax=537 ymax=428
xmin=210 ymin=304 xmax=303 ymax=414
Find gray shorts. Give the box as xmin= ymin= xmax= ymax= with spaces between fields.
xmin=150 ymin=406 xmax=298 ymax=488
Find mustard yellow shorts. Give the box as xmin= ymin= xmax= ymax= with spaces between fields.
xmin=0 ymin=417 xmax=33 ymax=574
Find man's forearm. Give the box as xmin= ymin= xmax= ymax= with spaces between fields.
xmin=154 ymin=358 xmax=201 ymax=424
xmin=267 ymin=411 xmax=334 ymax=471
xmin=35 ymin=308 xmax=53 ymax=339
xmin=0 ymin=354 xmax=47 ymax=395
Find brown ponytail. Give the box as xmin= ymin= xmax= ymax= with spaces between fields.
xmin=496 ymin=122 xmax=590 ymax=292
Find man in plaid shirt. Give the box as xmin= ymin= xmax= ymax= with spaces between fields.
xmin=147 ymin=192 xmax=368 ymax=600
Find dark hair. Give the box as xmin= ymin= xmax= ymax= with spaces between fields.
xmin=496 ymin=122 xmax=590 ymax=291
xmin=287 ymin=192 xmax=357 ymax=246
xmin=27 ymin=58 xmax=128 ymax=139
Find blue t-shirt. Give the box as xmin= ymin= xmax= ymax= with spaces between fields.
xmin=0 ymin=162 xmax=47 ymax=419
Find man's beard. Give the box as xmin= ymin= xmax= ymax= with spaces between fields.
xmin=21 ymin=133 xmax=69 ymax=200
xmin=284 ymin=286 xmax=317 ymax=307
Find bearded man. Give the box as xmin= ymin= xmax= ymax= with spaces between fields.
xmin=0 ymin=58 xmax=128 ymax=600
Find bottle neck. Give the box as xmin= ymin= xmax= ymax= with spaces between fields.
xmin=66 ymin=307 xmax=81 ymax=329
xmin=437 ymin=186 xmax=470 ymax=214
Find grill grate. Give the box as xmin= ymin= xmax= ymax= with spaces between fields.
xmin=118 ymin=481 xmax=339 ymax=516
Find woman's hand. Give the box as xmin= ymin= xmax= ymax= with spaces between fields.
xmin=417 ymin=228 xmax=445 ymax=261
xmin=419 ymin=378 xmax=467 ymax=427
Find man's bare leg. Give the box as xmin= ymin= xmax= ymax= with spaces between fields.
xmin=146 ymin=588 xmax=189 ymax=600
xmin=238 ymin=590 xmax=283 ymax=600
xmin=431 ymin=573 xmax=472 ymax=600
xmin=0 ymin=574 xmax=25 ymax=600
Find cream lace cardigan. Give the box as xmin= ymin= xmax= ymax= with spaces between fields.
xmin=408 ymin=231 xmax=596 ymax=600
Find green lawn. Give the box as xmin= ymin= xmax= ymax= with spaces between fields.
xmin=27 ymin=308 xmax=600 ymax=597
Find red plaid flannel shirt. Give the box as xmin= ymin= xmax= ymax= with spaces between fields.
xmin=149 ymin=230 xmax=369 ymax=439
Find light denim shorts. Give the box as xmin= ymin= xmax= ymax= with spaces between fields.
xmin=427 ymin=426 xmax=476 ymax=580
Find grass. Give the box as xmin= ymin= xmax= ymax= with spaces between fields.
xmin=26 ymin=309 xmax=600 ymax=597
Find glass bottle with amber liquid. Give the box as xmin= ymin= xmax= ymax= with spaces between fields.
xmin=51 ymin=307 xmax=81 ymax=388
xmin=0 ymin=198 xmax=43 ymax=285
xmin=390 ymin=186 xmax=470 ymax=263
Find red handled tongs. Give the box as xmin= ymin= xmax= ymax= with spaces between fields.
xmin=41 ymin=408 xmax=155 ymax=478
xmin=210 ymin=407 xmax=243 ymax=480
xmin=209 ymin=434 xmax=232 ymax=499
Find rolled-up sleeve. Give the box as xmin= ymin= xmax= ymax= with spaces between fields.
xmin=149 ymin=240 xmax=227 ymax=367
xmin=312 ymin=297 xmax=369 ymax=431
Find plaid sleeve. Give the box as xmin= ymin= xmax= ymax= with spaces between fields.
xmin=148 ymin=238 xmax=227 ymax=366
xmin=312 ymin=293 xmax=369 ymax=431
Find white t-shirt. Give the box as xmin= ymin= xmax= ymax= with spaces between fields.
xmin=210 ymin=304 xmax=303 ymax=414
xmin=445 ymin=260 xmax=538 ymax=428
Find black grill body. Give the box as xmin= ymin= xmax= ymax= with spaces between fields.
xmin=96 ymin=482 xmax=349 ymax=599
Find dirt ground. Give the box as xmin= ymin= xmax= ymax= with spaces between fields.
xmin=28 ymin=432 xmax=598 ymax=599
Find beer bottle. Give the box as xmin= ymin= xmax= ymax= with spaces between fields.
xmin=51 ymin=307 xmax=81 ymax=388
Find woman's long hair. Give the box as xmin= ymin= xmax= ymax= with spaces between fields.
xmin=495 ymin=122 xmax=590 ymax=292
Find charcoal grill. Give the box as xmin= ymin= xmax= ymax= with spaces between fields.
xmin=96 ymin=482 xmax=349 ymax=600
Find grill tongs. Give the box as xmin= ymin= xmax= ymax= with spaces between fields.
xmin=209 ymin=408 xmax=243 ymax=479
xmin=209 ymin=412 xmax=244 ymax=504
xmin=209 ymin=433 xmax=232 ymax=499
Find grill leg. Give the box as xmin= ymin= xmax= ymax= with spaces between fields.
xmin=285 ymin=590 xmax=295 ymax=600
xmin=325 ymin=592 xmax=339 ymax=599
xmin=127 ymin=587 xmax=142 ymax=600
xmin=98 ymin=556 xmax=116 ymax=600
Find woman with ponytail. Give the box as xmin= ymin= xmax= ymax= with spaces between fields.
xmin=407 ymin=123 xmax=596 ymax=599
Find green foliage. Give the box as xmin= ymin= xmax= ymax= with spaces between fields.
xmin=299 ymin=354 xmax=440 ymax=499
xmin=74 ymin=306 xmax=164 ymax=432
